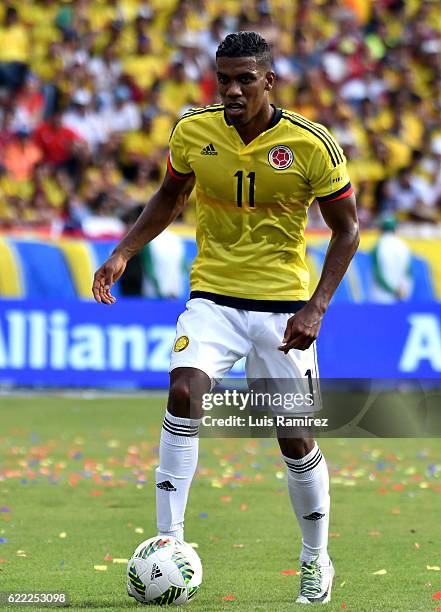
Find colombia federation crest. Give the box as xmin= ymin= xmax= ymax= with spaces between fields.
xmin=268 ymin=145 xmax=294 ymax=170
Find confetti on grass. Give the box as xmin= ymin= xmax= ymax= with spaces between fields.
xmin=94 ymin=565 xmax=107 ymax=571
xmin=222 ymin=595 xmax=235 ymax=601
xmin=113 ymin=558 xmax=128 ymax=564
xmin=433 ymin=592 xmax=441 ymax=599
xmin=59 ymin=532 xmax=66 ymax=539
xmin=427 ymin=566 xmax=440 ymax=571
xmin=373 ymin=569 xmax=387 ymax=575
xmin=135 ymin=527 xmax=144 ymax=534
xmin=0 ymin=539 xmax=7 ymax=544
xmin=281 ymin=569 xmax=299 ymax=575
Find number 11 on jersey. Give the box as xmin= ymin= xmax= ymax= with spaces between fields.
xmin=234 ymin=171 xmax=256 ymax=208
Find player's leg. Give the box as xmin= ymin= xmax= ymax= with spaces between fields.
xmin=278 ymin=434 xmax=333 ymax=604
xmin=247 ymin=312 xmax=332 ymax=603
xmin=156 ymin=298 xmax=251 ymax=541
xmin=156 ymin=367 xmax=210 ymax=541
xmin=278 ymin=434 xmax=330 ymax=565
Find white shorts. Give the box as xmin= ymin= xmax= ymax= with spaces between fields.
xmin=169 ymin=298 xmax=321 ymax=413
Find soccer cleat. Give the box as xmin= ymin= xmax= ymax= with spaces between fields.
xmin=295 ymin=557 xmax=334 ymax=604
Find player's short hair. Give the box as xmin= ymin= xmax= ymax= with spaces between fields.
xmin=216 ymin=31 xmax=273 ymax=70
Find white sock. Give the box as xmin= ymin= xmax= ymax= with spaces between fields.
xmin=156 ymin=411 xmax=201 ymax=541
xmin=283 ymin=443 xmax=330 ymax=564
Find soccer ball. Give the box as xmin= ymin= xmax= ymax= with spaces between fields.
xmin=127 ymin=536 xmax=202 ymax=605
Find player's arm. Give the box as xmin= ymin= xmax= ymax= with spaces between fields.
xmin=92 ymin=170 xmax=195 ymax=304
xmin=279 ymin=192 xmax=359 ymax=352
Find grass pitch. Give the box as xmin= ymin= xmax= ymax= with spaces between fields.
xmin=0 ymin=396 xmax=440 ymax=611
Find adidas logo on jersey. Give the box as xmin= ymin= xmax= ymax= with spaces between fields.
xmin=201 ymin=143 xmax=218 ymax=155
xmin=151 ymin=563 xmax=163 ymax=580
xmin=156 ymin=480 xmax=177 ymax=492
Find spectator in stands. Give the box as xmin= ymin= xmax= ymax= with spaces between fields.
xmin=14 ymin=73 xmax=45 ymax=132
xmin=34 ymin=109 xmax=87 ymax=184
xmin=0 ymin=6 xmax=30 ymax=94
xmin=104 ymin=84 xmax=141 ymax=134
xmin=2 ymin=127 xmax=42 ymax=182
xmin=63 ymin=89 xmax=107 ymax=154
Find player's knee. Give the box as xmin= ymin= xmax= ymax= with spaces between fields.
xmin=168 ymin=378 xmax=191 ymax=413
xmin=278 ymin=436 xmax=314 ymax=459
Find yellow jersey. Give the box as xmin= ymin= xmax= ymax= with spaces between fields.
xmin=168 ymin=104 xmax=352 ymax=310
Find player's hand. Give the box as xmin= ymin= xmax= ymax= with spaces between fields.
xmin=92 ymin=253 xmax=127 ymax=305
xmin=278 ymin=303 xmax=323 ymax=353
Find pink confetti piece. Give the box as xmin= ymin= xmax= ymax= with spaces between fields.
xmin=0 ymin=559 xmax=7 ymax=564
xmin=281 ymin=569 xmax=299 ymax=575
xmin=220 ymin=496 xmax=232 ymax=503
xmin=433 ymin=592 xmax=441 ymax=599
xmin=391 ymin=508 xmax=401 ymax=515
xmin=341 ymin=604 xmax=347 ymax=610
xmin=90 ymin=490 xmax=103 ymax=497
xmin=240 ymin=504 xmax=248 ymax=511
xmin=393 ymin=484 xmax=404 ymax=491
xmin=222 ymin=595 xmax=235 ymax=601
xmin=104 ymin=555 xmax=113 ymax=561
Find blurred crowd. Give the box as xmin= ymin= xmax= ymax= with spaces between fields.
xmin=0 ymin=0 xmax=441 ymax=235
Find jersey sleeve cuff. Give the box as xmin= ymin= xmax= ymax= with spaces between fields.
xmin=316 ymin=182 xmax=353 ymax=203
xmin=167 ymin=153 xmax=194 ymax=180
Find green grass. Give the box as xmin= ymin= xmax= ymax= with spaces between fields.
xmin=0 ymin=396 xmax=440 ymax=611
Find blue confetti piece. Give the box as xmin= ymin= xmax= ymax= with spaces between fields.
xmin=0 ymin=538 xmax=7 ymax=544
xmin=20 ymin=480 xmax=28 ymax=485
xmin=0 ymin=507 xmax=10 ymax=513
xmin=199 ymin=513 xmax=208 ymax=519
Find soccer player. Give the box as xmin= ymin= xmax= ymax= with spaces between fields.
xmin=93 ymin=32 xmax=359 ymax=605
